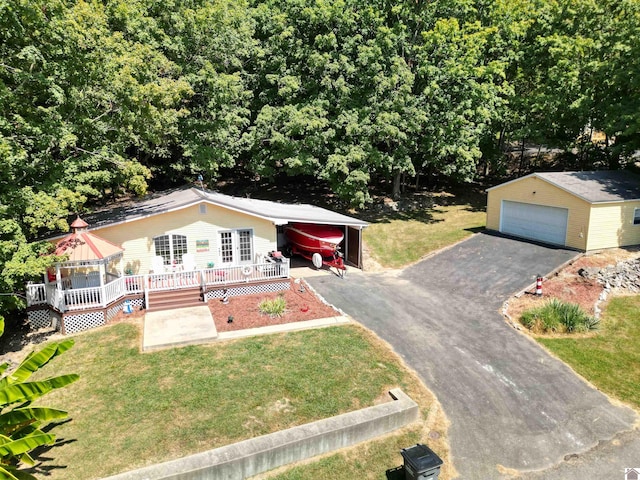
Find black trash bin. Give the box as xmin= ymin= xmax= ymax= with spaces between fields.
xmin=401 ymin=443 xmax=443 ymax=480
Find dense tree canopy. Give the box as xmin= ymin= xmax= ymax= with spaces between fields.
xmin=1 ymin=0 xmax=639 ymax=314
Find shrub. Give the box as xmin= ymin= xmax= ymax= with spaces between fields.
xmin=259 ymin=296 xmax=287 ymax=317
xmin=0 ymin=317 xmax=79 ymax=479
xmin=520 ymin=298 xmax=599 ymax=334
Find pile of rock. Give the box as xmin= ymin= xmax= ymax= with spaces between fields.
xmin=596 ymin=259 xmax=640 ymax=292
xmin=578 ymin=258 xmax=640 ymax=318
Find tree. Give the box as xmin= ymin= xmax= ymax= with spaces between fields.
xmin=591 ymin=0 xmax=640 ymax=167
xmin=243 ymin=0 xmax=428 ymax=205
xmin=0 ymin=318 xmax=78 ymax=479
xmin=414 ymin=14 xmax=507 ymax=183
xmin=165 ymin=0 xmax=255 ymax=182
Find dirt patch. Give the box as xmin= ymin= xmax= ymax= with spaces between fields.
xmin=361 ymin=241 xmax=386 ymax=273
xmin=506 ymin=248 xmax=640 ymax=325
xmin=208 ymin=279 xmax=340 ymax=332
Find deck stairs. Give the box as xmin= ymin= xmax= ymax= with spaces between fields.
xmin=146 ymin=287 xmax=204 ymax=312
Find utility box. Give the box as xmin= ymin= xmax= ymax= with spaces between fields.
xmin=401 ymin=444 xmax=443 ymax=480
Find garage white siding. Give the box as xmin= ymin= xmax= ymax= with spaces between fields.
xmin=500 ymin=201 xmax=568 ymax=246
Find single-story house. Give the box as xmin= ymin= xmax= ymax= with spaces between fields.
xmin=486 ymin=170 xmax=640 ymax=250
xmin=26 ymin=186 xmax=368 ymax=334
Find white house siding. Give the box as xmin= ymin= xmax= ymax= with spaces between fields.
xmin=92 ymin=203 xmax=277 ymax=274
xmin=587 ymin=202 xmax=640 ymax=250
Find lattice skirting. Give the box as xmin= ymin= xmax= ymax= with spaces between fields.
xmin=63 ymin=311 xmax=105 ymax=335
xmin=130 ymin=297 xmax=145 ymax=309
xmin=205 ymin=281 xmax=290 ymax=301
xmin=27 ymin=308 xmax=52 ymax=329
xmin=106 ymin=297 xmax=144 ymax=322
xmin=106 ymin=302 xmax=122 ymax=322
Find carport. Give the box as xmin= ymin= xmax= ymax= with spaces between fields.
xmin=273 ymin=208 xmax=368 ymax=269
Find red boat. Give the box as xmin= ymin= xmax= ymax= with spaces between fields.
xmin=284 ymin=223 xmax=347 ymax=275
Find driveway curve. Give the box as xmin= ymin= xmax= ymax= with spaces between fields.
xmin=306 ymin=233 xmax=638 ymax=479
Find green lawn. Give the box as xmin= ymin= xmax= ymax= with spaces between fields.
xmin=537 ymin=295 xmax=640 ymax=410
xmin=364 ymin=198 xmax=486 ymax=269
xmin=31 ymin=322 xmax=444 ymax=479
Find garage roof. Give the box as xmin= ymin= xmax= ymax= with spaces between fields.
xmin=489 ymin=171 xmax=640 ymax=203
xmin=80 ymin=186 xmax=369 ymax=231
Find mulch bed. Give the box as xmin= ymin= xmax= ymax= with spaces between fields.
xmin=507 ymin=249 xmax=640 ymax=322
xmin=207 ymin=279 xmax=340 ymax=332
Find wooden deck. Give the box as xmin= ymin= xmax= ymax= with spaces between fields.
xmin=26 ymin=259 xmax=290 ymax=313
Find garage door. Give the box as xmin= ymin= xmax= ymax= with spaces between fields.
xmin=501 ymin=201 xmax=568 ymax=246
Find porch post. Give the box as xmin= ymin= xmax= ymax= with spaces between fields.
xmin=100 ymin=263 xmax=106 ymax=307
xmin=55 ymin=265 xmax=61 ymax=290
xmin=55 ymin=264 xmax=65 ymax=312
xmin=144 ymin=274 xmax=150 ymax=310
xmin=119 ymin=254 xmax=124 ymax=277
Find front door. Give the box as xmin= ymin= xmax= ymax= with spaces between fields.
xmin=218 ymin=229 xmax=253 ymax=265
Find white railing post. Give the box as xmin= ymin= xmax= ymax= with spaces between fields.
xmin=58 ymin=288 xmax=66 ymax=312
xmin=144 ymin=274 xmax=150 ymax=310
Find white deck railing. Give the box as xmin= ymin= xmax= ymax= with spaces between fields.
xmin=63 ymin=286 xmax=103 ymax=311
xmin=201 ymin=260 xmax=289 ymax=287
xmin=147 ymin=270 xmax=202 ymax=291
xmin=26 ymin=283 xmax=47 ymax=305
xmin=124 ymin=275 xmax=145 ymax=294
xmin=104 ymin=277 xmax=125 ymax=305
xmin=46 ymin=284 xmax=65 ymax=312
xmin=26 ymin=258 xmax=290 ymax=312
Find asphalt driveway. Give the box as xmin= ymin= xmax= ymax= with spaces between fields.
xmin=306 ymin=233 xmax=639 ymax=479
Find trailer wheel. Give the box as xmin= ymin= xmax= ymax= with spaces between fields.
xmin=312 ymin=253 xmax=323 ymax=269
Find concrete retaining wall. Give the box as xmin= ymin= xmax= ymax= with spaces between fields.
xmin=103 ymin=388 xmax=419 ymax=480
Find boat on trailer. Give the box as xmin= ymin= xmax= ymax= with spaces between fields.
xmin=284 ymin=223 xmax=347 ymax=275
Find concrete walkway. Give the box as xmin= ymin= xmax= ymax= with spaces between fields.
xmin=143 ymin=305 xmax=350 ymax=352
xmin=143 ymin=306 xmax=218 ymax=351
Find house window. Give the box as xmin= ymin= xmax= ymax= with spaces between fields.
xmin=199 ymin=204 xmax=207 ymax=215
xmin=238 ymin=230 xmax=252 ymax=262
xmin=219 ymin=231 xmax=234 ymax=264
xmin=634 ymin=208 xmax=640 ymax=225
xmin=218 ymin=229 xmax=253 ymax=265
xmin=154 ymin=234 xmax=188 ymax=265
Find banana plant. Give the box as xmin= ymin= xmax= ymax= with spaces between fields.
xmin=0 ymin=317 xmax=79 ymax=480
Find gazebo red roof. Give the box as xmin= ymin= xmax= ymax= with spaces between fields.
xmin=54 ymin=217 xmax=123 ymax=262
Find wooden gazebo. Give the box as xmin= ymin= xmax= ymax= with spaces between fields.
xmin=44 ymin=217 xmax=125 ymax=310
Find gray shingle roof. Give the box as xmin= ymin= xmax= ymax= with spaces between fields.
xmin=83 ymin=186 xmax=368 ymax=230
xmin=535 ymin=171 xmax=640 ymax=202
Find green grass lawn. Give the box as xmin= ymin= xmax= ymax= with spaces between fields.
xmin=537 ymin=295 xmax=640 ymax=410
xmin=31 ymin=322 xmax=444 ymax=479
xmin=364 ymin=196 xmax=486 ymax=269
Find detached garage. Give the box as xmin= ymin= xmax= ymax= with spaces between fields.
xmin=486 ymin=171 xmax=640 ymax=251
